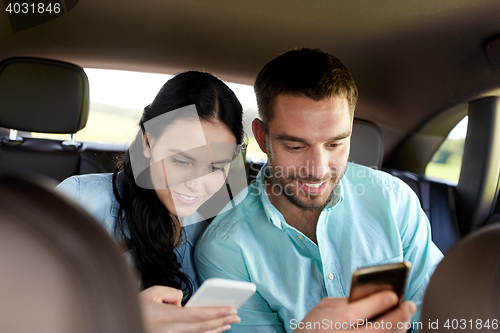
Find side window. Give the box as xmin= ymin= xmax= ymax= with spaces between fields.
xmin=425 ymin=116 xmax=468 ymax=184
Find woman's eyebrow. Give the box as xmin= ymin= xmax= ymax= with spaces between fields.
xmin=212 ymin=158 xmax=232 ymax=165
xmin=169 ymin=149 xmax=196 ymax=161
xmin=169 ymin=148 xmax=233 ymax=164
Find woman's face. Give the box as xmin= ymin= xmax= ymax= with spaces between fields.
xmin=144 ymin=118 xmax=237 ymax=217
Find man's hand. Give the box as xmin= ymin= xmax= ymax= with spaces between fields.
xmin=139 ymin=285 xmax=241 ymax=333
xmin=295 ymin=291 xmax=416 ymax=333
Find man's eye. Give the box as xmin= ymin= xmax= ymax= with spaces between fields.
xmin=288 ymin=146 xmax=304 ymax=151
xmin=328 ymin=142 xmax=342 ymax=148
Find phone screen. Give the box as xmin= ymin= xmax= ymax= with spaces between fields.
xmin=348 ymin=261 xmax=411 ymax=304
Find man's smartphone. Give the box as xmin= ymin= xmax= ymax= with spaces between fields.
xmin=185 ymin=278 xmax=256 ymax=308
xmin=348 ymin=261 xmax=411 ymax=304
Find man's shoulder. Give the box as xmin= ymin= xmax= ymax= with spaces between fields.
xmin=198 ymin=183 xmax=266 ymax=245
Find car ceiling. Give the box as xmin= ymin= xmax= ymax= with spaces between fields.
xmin=1 ymin=0 xmax=500 ymax=157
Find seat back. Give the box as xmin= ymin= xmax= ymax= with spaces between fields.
xmin=0 ymin=57 xmax=89 ymax=182
xmin=349 ymin=118 xmax=384 ymax=169
xmin=0 ymin=174 xmax=143 ymax=333
xmin=420 ymin=221 xmax=500 ymax=332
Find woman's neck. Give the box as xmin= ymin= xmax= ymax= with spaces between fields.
xmin=171 ymin=213 xmax=182 ymax=247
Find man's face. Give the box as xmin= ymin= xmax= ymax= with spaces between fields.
xmin=256 ymin=94 xmax=352 ymax=211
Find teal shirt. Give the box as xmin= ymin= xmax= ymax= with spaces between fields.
xmin=195 ymin=162 xmax=443 ymax=333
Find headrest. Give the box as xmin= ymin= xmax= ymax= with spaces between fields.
xmin=419 ymin=222 xmax=500 ymax=331
xmin=0 ymin=57 xmax=89 ymax=134
xmin=350 ymin=119 xmax=384 ymax=168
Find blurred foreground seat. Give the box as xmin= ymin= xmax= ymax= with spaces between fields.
xmin=0 ymin=174 xmax=143 ymax=333
xmin=420 ymin=221 xmax=500 ymax=332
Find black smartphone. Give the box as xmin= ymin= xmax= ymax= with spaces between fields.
xmin=348 ymin=261 xmax=411 ymax=304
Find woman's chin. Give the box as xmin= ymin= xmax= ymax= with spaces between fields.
xmin=173 ymin=202 xmax=204 ymax=218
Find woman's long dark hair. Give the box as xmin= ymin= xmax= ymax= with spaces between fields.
xmin=112 ymin=71 xmax=243 ymax=303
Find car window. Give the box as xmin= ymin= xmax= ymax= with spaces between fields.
xmin=425 ymin=116 xmax=468 ymax=184
xmin=29 ymin=68 xmax=268 ymax=160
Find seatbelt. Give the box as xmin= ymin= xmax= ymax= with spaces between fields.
xmin=428 ymin=182 xmax=460 ymax=253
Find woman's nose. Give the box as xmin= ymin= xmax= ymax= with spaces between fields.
xmin=185 ymin=176 xmax=203 ymax=192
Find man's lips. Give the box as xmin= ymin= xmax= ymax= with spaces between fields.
xmin=296 ymin=180 xmax=328 ymax=195
xmin=172 ymin=190 xmax=202 ymax=205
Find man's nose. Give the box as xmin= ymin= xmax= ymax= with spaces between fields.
xmin=304 ymin=147 xmax=330 ymax=180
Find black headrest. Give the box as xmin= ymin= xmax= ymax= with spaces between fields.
xmin=0 ymin=57 xmax=89 ymax=134
xmin=350 ymin=119 xmax=384 ymax=168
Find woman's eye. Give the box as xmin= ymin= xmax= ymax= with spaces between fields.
xmin=211 ymin=165 xmax=225 ymax=173
xmin=173 ymin=158 xmax=192 ymax=167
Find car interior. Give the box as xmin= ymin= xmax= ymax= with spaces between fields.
xmin=1 ymin=0 xmax=500 ymax=330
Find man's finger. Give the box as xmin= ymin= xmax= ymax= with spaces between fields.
xmin=345 ymin=291 xmax=399 ymax=320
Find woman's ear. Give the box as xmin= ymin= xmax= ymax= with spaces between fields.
xmin=252 ymin=118 xmax=267 ymax=154
xmin=142 ymin=132 xmax=152 ymax=159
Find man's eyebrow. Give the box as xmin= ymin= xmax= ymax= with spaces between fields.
xmin=276 ymin=131 xmax=352 ymax=143
xmin=330 ymin=131 xmax=352 ymax=140
xmin=276 ymin=134 xmax=306 ymax=143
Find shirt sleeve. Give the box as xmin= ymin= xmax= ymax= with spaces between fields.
xmin=55 ymin=175 xmax=116 ymax=234
xmin=55 ymin=176 xmax=79 ymax=201
xmin=195 ymin=227 xmax=286 ymax=333
xmin=393 ymin=179 xmax=444 ymax=321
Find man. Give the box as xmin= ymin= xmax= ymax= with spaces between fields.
xmin=195 ymin=48 xmax=443 ymax=332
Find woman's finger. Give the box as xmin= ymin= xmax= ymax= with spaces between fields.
xmin=168 ymin=306 xmax=237 ymax=322
xmin=171 ymin=313 xmax=240 ymax=333
xmin=139 ymin=285 xmax=184 ymax=306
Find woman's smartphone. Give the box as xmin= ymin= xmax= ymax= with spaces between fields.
xmin=348 ymin=261 xmax=411 ymax=304
xmin=185 ymin=278 xmax=256 ymax=309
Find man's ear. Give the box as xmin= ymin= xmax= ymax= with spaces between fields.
xmin=252 ymin=118 xmax=267 ymax=154
xmin=142 ymin=132 xmax=152 ymax=159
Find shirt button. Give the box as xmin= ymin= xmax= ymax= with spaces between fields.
xmin=328 ymin=273 xmax=334 ymax=280
xmin=298 ymin=235 xmax=304 ymax=240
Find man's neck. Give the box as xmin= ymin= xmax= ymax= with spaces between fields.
xmin=264 ymin=178 xmax=321 ymax=244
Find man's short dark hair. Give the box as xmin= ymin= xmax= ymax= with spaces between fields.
xmin=254 ymin=48 xmax=358 ymax=132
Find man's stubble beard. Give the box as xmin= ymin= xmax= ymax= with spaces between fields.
xmin=266 ymin=143 xmax=346 ymax=212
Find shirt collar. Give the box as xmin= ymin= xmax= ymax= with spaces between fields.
xmin=255 ymin=164 xmax=344 ymax=230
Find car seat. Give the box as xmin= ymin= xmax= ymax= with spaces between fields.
xmin=0 ymin=173 xmax=143 ymax=332
xmin=419 ymin=222 xmax=500 ymax=332
xmin=0 ymin=57 xmax=89 ymax=182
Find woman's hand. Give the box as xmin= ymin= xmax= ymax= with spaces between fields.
xmin=139 ymin=286 xmax=240 ymax=333
xmin=295 ymin=291 xmax=416 ymax=333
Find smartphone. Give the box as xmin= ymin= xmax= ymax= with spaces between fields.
xmin=185 ymin=278 xmax=257 ymax=308
xmin=348 ymin=261 xmax=411 ymax=304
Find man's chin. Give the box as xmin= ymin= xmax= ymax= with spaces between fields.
xmin=283 ymin=191 xmax=333 ymax=211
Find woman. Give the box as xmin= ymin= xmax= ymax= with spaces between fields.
xmin=57 ymin=71 xmax=244 ymax=333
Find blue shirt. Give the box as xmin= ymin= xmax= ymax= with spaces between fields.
xmin=56 ymin=173 xmax=208 ymax=292
xmin=195 ymin=162 xmax=443 ymax=333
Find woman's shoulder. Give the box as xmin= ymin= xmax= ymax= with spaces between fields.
xmin=55 ymin=173 xmax=118 ymax=233
xmin=56 ymin=173 xmax=114 ymax=200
